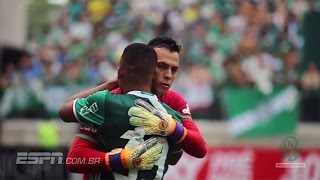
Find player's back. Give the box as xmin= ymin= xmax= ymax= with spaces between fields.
xmin=89 ymin=90 xmax=182 ymax=180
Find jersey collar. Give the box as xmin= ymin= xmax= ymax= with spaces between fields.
xmin=127 ymin=91 xmax=158 ymax=100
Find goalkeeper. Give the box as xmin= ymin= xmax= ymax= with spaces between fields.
xmin=60 ymin=43 xmax=190 ymax=179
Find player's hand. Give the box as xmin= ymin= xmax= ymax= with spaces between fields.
xmin=105 ymin=128 xmax=162 ymax=171
xmin=128 ymin=99 xmax=187 ymax=143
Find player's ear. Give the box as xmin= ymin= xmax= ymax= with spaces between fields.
xmin=117 ymin=67 xmax=122 ymax=80
xmin=152 ymin=71 xmax=157 ymax=80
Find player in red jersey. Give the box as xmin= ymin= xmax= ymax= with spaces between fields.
xmin=62 ymin=37 xmax=207 ymax=178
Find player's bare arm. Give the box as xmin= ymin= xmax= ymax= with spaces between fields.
xmin=59 ymin=79 xmax=118 ymax=122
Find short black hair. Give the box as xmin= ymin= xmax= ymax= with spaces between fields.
xmin=120 ymin=43 xmax=157 ymax=84
xmin=147 ymin=36 xmax=181 ymax=53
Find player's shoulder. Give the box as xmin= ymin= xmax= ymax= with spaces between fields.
xmin=86 ymin=90 xmax=109 ymax=101
xmin=92 ymin=89 xmax=109 ymax=96
xmin=160 ymin=90 xmax=192 ymax=117
xmin=159 ymin=90 xmax=187 ymax=103
xmin=97 ymin=89 xmax=124 ymax=98
xmin=105 ymin=90 xmax=136 ymax=105
xmin=89 ymin=90 xmax=127 ymax=104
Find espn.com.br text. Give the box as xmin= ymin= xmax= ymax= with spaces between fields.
xmin=16 ymin=152 xmax=100 ymax=165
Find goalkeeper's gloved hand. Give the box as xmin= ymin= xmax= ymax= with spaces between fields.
xmin=128 ymin=99 xmax=187 ymax=144
xmin=105 ymin=128 xmax=162 ymax=171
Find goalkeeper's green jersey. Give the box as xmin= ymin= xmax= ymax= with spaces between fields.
xmin=73 ymin=90 xmax=183 ymax=180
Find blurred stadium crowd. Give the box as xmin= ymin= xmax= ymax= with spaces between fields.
xmin=0 ymin=0 xmax=319 ymax=122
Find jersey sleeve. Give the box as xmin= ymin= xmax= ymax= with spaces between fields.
xmin=160 ymin=90 xmax=207 ymax=158
xmin=73 ymin=90 xmax=108 ymax=129
xmin=159 ymin=90 xmax=192 ymax=119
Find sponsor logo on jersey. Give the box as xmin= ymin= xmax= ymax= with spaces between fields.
xmin=80 ymin=102 xmax=98 ymax=115
xmin=182 ymin=104 xmax=191 ymax=115
xmin=80 ymin=126 xmax=97 ymax=133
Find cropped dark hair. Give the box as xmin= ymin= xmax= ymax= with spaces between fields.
xmin=120 ymin=43 xmax=157 ymax=84
xmin=147 ymin=36 xmax=181 ymax=53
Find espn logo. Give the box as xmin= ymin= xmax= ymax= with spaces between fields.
xmin=16 ymin=152 xmax=63 ymax=165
